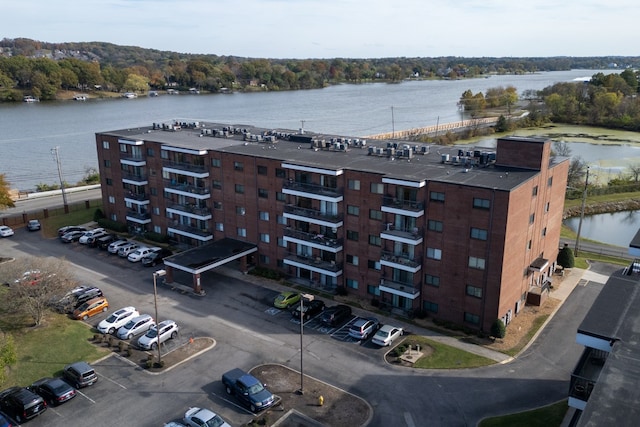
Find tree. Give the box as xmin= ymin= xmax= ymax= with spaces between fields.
xmin=557 ymin=244 xmax=575 ymax=268
xmin=123 ymin=73 xmax=149 ymax=93
xmin=0 ymin=174 xmax=14 ymax=209
xmin=0 ymin=257 xmax=78 ymax=326
xmin=490 ymin=319 xmax=506 ymax=339
xmin=628 ymin=163 xmax=640 ymax=183
xmin=552 ymin=140 xmax=572 ymax=157
xmin=567 ymin=156 xmax=588 ymax=188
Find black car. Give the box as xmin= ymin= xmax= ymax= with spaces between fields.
xmin=28 ymin=378 xmax=76 ymax=406
xmin=57 ymin=225 xmax=87 ymax=237
xmin=292 ymin=299 xmax=326 ymax=321
xmin=141 ymin=248 xmax=173 ymax=267
xmin=96 ymin=234 xmax=118 ymax=250
xmin=0 ymin=387 xmax=47 ymax=423
xmin=60 ymin=230 xmax=85 ymax=243
xmin=56 ymin=286 xmax=103 ymax=313
xmin=26 ymin=219 xmax=41 ymax=231
xmin=320 ymin=304 xmax=352 ymax=326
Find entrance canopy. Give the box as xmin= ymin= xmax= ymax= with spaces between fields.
xmin=164 ymin=238 xmax=257 ymax=275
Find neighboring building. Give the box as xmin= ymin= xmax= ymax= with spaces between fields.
xmin=95 ymin=120 xmax=569 ymax=332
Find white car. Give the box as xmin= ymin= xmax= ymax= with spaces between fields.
xmin=183 ymin=407 xmax=231 ymax=427
xmin=97 ymin=306 xmax=139 ymax=334
xmin=117 ymin=242 xmax=139 ymax=257
xmin=372 ymin=324 xmax=404 ymax=347
xmin=107 ymin=239 xmax=129 ymax=254
xmin=0 ymin=225 xmax=14 ymax=237
xmin=78 ymin=228 xmax=106 ymax=244
xmin=127 ymin=246 xmax=159 ymax=262
xmin=138 ymin=320 xmax=179 ymax=350
xmin=117 ymin=314 xmax=155 ymax=340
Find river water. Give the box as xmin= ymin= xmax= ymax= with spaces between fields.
xmin=1 ymin=69 xmax=632 ymax=247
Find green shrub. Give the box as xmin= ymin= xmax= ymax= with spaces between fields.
xmin=557 ymin=244 xmax=575 ymax=268
xmin=93 ymin=208 xmax=105 ymax=222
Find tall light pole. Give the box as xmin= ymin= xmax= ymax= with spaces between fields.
xmin=574 ymin=167 xmax=590 ymax=257
xmin=152 ymin=269 xmax=166 ymax=365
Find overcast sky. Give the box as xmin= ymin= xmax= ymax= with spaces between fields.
xmin=4 ymin=0 xmax=637 ymax=59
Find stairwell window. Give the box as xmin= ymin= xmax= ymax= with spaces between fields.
xmin=473 ymin=198 xmax=490 ymax=209
xmin=466 ymin=285 xmax=482 ymax=298
xmin=426 ymin=247 xmax=442 ymax=260
xmin=468 ymin=256 xmax=486 ymax=270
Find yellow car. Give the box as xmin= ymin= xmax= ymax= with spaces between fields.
xmin=73 ymin=297 xmax=109 ymax=320
xmin=273 ymin=291 xmax=301 ymax=309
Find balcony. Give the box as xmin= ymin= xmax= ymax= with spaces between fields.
xmin=166 ymin=203 xmax=212 ymax=220
xmin=569 ymin=347 xmax=607 ymax=410
xmin=124 ymin=192 xmax=149 ymax=204
xmin=164 ymin=180 xmax=211 ymax=199
xmin=120 ymin=154 xmax=146 ymax=167
xmin=381 ymin=196 xmax=425 ymax=217
xmin=126 ymin=210 xmax=151 ymax=224
xmin=282 ymin=180 xmax=343 ymax=201
xmin=122 ymin=172 xmax=148 ymax=185
xmin=162 ymin=160 xmax=209 ymax=178
xmin=380 ymin=224 xmax=423 ymax=245
xmin=379 ymin=279 xmax=421 ymax=299
xmin=283 ymin=228 xmax=343 ymax=252
xmin=380 ymin=250 xmax=422 ymax=273
xmin=167 ymin=223 xmax=213 ymax=241
xmin=283 ymin=252 xmax=343 ymax=277
xmin=283 ymin=205 xmax=343 ymax=228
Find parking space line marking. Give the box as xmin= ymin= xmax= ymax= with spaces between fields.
xmin=404 ymin=411 xmax=416 ymax=427
xmin=211 ymin=392 xmax=255 ymax=415
xmin=76 ymin=389 xmax=96 ymax=404
xmin=97 ymin=373 xmax=127 ymax=389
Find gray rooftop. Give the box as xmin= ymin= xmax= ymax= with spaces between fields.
xmin=100 ymin=120 xmax=553 ymax=191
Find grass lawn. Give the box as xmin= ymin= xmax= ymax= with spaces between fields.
xmin=479 ymin=400 xmax=568 ymax=427
xmin=395 ymin=336 xmax=496 ymax=369
xmin=41 ymin=201 xmax=102 ymax=238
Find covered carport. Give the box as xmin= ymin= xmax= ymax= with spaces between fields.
xmin=162 ymin=238 xmax=257 ymax=294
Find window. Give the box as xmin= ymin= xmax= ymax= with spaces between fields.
xmin=466 ymin=285 xmax=482 ymax=298
xmin=426 ymin=247 xmax=442 ymax=260
xmin=368 ymin=260 xmax=381 ymax=270
xmin=470 ymin=227 xmax=488 ymax=240
xmin=153 ymin=207 xmax=160 ymax=215
xmin=103 ymin=159 xmax=111 ymax=168
xmin=258 ymin=188 xmax=268 ymax=198
xmin=212 ymin=180 xmax=222 ymax=189
xmin=150 ymin=187 xmax=157 ymax=196
xmin=275 ymin=168 xmax=286 ymax=178
xmin=545 ymin=202 xmax=550 ymax=212
xmin=527 ymin=239 xmax=532 ymax=250
xmin=428 ymin=220 xmax=443 ymax=232
xmin=276 ymin=192 xmax=286 ymax=202
xmin=542 ymin=227 xmax=547 ymax=237
xmin=369 ymin=235 xmax=381 ymax=246
xmin=369 ymin=209 xmax=383 ymax=220
xmin=257 ymin=165 xmax=268 ymax=175
xmin=348 ymin=179 xmax=360 ymax=190
xmin=370 ymin=183 xmax=384 ymax=194
xmin=347 ymin=205 xmax=360 ymax=216
xmin=430 ymin=191 xmax=445 ymax=202
xmin=106 ymin=178 xmax=113 ymax=186
xmin=464 ymin=312 xmax=480 ymax=325
xmin=260 ymin=233 xmax=270 ymax=243
xmin=529 ymin=213 xmax=535 ymax=224
xmin=532 ymin=185 xmax=538 ymax=196
xmin=425 ymin=274 xmax=440 ymax=287
xmin=146 ymin=147 xmax=154 ymax=157
xmin=161 ymin=150 xmax=169 ymax=159
xmin=423 ymin=301 xmax=438 ymax=313
xmin=153 ymin=225 xmax=161 ymax=233
xmin=236 ymin=206 xmax=246 ymax=215
xmin=468 ymin=256 xmax=486 ymax=270
xmin=347 ymin=230 xmax=359 ymax=241
xmin=548 ymin=176 xmax=553 ymax=186
xmin=346 ymin=254 xmax=359 ymax=266
xmin=102 ymin=140 xmax=110 ymax=149
xmin=235 ymin=184 xmax=244 ymax=194
xmin=215 ymin=223 xmax=224 ymax=231
xmin=259 ymin=254 xmax=270 ymax=264
xmin=234 ymin=161 xmax=243 ymax=171
xmin=277 ymin=215 xmax=287 ymax=225
xmin=213 ymin=201 xmax=222 ymax=210
xmin=259 ymin=211 xmax=269 ymax=221
xmin=211 ymin=158 xmax=221 ymax=168
xmin=110 ymin=213 xmax=117 ymax=221
xmin=367 ymin=285 xmax=380 ymax=296
xmin=473 ymin=198 xmax=490 ymax=209
xmin=277 ymin=237 xmax=286 ymax=247
xmin=119 ymin=143 xmax=127 ymax=153
xmin=346 ymin=279 xmax=359 ymax=289
xmin=237 ymin=228 xmax=247 ymax=237
xmin=108 ymin=196 xmax=115 ymax=204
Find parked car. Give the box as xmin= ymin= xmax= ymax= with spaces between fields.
xmin=107 ymin=239 xmax=129 ymax=254
xmin=57 ymin=225 xmax=87 ymax=237
xmin=117 ymin=314 xmax=155 ymax=340
xmin=0 ymin=226 xmax=14 ymax=238
xmin=291 ymin=299 xmax=325 ymax=321
xmin=26 ymin=219 xmax=41 ymax=231
xmin=0 ymin=412 xmax=11 ymax=427
xmin=28 ymin=377 xmax=76 ymax=406
xmin=183 ymin=407 xmax=231 ymax=427
xmin=127 ymin=246 xmax=159 ymax=262
xmin=87 ymin=233 xmax=114 ymax=248
xmin=60 ymin=230 xmax=85 ymax=243
xmin=62 ymin=361 xmax=97 ymax=388
xmin=142 ymin=248 xmax=173 ymax=267
xmin=372 ymin=324 xmax=404 ymax=346
xmin=96 ymin=234 xmax=117 ymax=249
xmin=97 ymin=306 xmax=139 ymax=334
xmin=78 ymin=228 xmax=106 ymax=245
xmin=117 ymin=242 xmax=140 ymax=258
xmin=12 ymin=270 xmax=43 ymax=286
xmin=320 ymin=304 xmax=352 ymax=326
xmin=0 ymin=387 xmax=46 ymax=423
xmin=72 ymin=297 xmax=109 ymax=320
xmin=54 ymin=285 xmax=93 ymax=313
xmin=273 ymin=291 xmax=300 ymax=309
xmin=348 ymin=317 xmax=380 ymax=340
xmin=138 ymin=320 xmax=179 ymax=350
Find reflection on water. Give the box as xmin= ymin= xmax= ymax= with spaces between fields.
xmin=564 ymin=211 xmax=640 ymax=247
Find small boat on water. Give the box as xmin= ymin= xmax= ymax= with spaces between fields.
xmin=23 ymin=95 xmax=39 ymax=103
xmin=148 ymin=91 xmax=159 ymax=97
xmin=122 ymin=92 xmax=138 ymax=99
xmin=73 ymin=94 xmax=88 ymax=101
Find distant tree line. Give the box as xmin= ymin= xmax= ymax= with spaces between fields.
xmin=0 ymin=37 xmax=638 ymax=101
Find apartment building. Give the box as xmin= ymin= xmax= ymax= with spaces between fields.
xmin=95 ymin=120 xmax=569 ymax=331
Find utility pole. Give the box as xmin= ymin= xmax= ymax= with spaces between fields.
xmin=300 ymin=119 xmax=306 ymax=134
xmin=51 ymin=146 xmax=68 ymax=207
xmin=574 ymin=167 xmax=590 ymax=256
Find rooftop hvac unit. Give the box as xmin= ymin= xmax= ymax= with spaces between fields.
xmin=441 ymin=154 xmax=450 ymax=163
xmin=368 ymin=146 xmax=375 ymax=155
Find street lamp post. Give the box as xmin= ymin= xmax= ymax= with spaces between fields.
xmin=152 ymin=269 xmax=166 ymax=366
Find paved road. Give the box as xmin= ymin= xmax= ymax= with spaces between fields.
xmin=0 ymin=188 xmax=102 ymax=218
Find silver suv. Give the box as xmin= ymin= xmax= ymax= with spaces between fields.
xmin=137 ymin=320 xmax=179 ymax=350
xmin=348 ymin=317 xmax=380 ymax=340
xmin=117 ymin=314 xmax=155 ymax=339
xmin=62 ymin=361 xmax=98 ymax=388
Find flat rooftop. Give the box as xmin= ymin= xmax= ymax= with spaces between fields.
xmin=99 ymin=120 xmax=557 ymax=191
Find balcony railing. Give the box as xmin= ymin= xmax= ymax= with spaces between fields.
xmin=164 ymin=179 xmax=210 ymax=195
xmin=283 ymin=180 xmax=343 ymax=198
xmin=382 ymin=196 xmax=424 ymax=212
xmin=126 ymin=210 xmax=150 ymax=220
xmin=122 ymin=172 xmax=147 ymax=182
xmin=163 ymin=160 xmax=207 ymax=173
xmin=381 ymin=224 xmax=423 ymax=240
xmin=284 ymin=252 xmax=343 ymax=272
xmin=284 ymin=228 xmax=343 ymax=249
xmin=124 ymin=192 xmax=148 ymax=201
xmin=380 ymin=250 xmax=421 ymax=269
xmin=168 ymin=223 xmax=213 ymax=238
xmin=284 ymin=205 xmax=343 ymax=224
xmin=168 ymin=203 xmax=212 ymax=217
xmin=120 ymin=154 xmax=146 ymax=163
xmin=379 ymin=278 xmax=421 ymax=296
